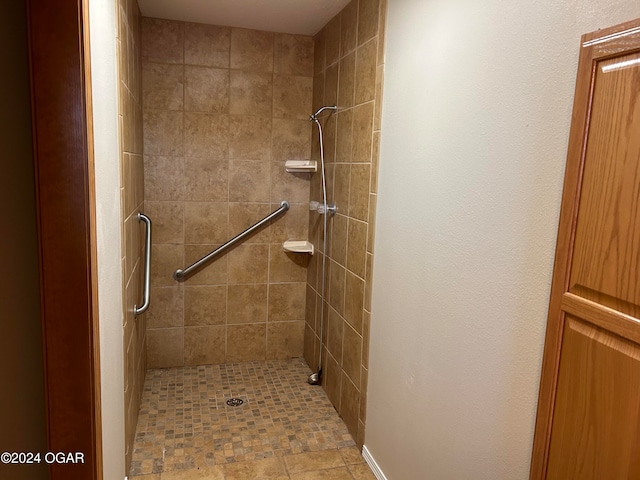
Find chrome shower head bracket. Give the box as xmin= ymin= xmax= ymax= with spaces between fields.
xmin=310 ymin=105 xmax=337 ymax=122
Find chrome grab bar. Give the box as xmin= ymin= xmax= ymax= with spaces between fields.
xmin=134 ymin=213 xmax=152 ymax=317
xmin=174 ymin=200 xmax=290 ymax=282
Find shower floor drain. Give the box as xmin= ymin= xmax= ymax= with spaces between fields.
xmin=226 ymin=398 xmax=244 ymax=407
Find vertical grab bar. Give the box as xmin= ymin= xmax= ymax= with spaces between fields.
xmin=134 ymin=213 xmax=152 ymax=317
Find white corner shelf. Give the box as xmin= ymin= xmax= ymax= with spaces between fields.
xmin=285 ymin=160 xmax=317 ymax=173
xmin=282 ymin=240 xmax=314 ymax=255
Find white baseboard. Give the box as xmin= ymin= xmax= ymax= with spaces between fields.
xmin=362 ymin=445 xmax=388 ymax=480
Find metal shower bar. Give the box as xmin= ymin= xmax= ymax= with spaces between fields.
xmin=173 ymin=200 xmax=290 ymax=281
xmin=134 ymin=213 xmax=152 ymax=317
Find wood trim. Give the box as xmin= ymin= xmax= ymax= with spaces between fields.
xmin=81 ymin=0 xmax=104 ymax=476
xmin=529 ymin=17 xmax=640 ymax=480
xmin=27 ymin=0 xmax=102 ymax=478
xmin=561 ymin=293 xmax=640 ymax=346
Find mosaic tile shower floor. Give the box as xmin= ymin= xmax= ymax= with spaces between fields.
xmin=130 ymin=358 xmax=358 ymax=477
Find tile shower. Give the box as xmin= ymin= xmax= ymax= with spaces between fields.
xmin=119 ymin=0 xmax=386 ymax=476
xmin=142 ymin=20 xmax=313 ymax=368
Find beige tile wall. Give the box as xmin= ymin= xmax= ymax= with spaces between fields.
xmin=117 ymin=0 xmax=146 ymax=470
xmin=142 ymin=18 xmax=314 ymax=368
xmin=304 ymin=0 xmax=386 ymax=448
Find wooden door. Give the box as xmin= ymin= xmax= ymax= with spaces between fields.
xmin=28 ymin=0 xmax=102 ymax=478
xmin=531 ymin=18 xmax=640 ymax=480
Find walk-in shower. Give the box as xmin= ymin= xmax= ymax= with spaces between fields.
xmin=307 ymin=105 xmax=338 ymax=385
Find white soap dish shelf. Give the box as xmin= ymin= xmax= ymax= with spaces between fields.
xmin=285 ymin=160 xmax=317 ymax=173
xmin=282 ymin=240 xmax=314 ymax=255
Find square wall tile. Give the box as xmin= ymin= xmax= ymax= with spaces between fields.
xmin=273 ymin=75 xmax=313 ymax=119
xmin=183 ymin=244 xmax=228 ymax=285
xmin=340 ymin=375 xmax=360 ymax=440
xmin=151 ymin=244 xmax=183 ymax=287
xmin=344 ymin=271 xmax=364 ymax=333
xmin=227 ymin=324 xmax=267 ymax=362
xmin=230 ymin=28 xmax=274 ymax=72
xmin=184 ymin=325 xmax=225 ymax=365
xmin=228 ymin=244 xmax=269 ymax=283
xmin=346 ymin=218 xmax=367 ymax=278
xmin=348 ymin=164 xmax=370 ymax=221
xmin=144 ymin=201 xmax=183 ymax=244
xmin=143 ymin=110 xmax=183 ymax=156
xmin=352 ymin=103 xmax=374 ymax=163
xmin=184 ymin=23 xmax=230 ymax=68
xmin=338 ymin=52 xmax=355 ymax=109
xmin=184 ymin=66 xmax=229 ymax=113
xmin=324 ymin=63 xmax=338 ymax=107
xmin=184 ymin=202 xmax=229 ymax=244
xmin=229 ymin=161 xmax=271 ymax=202
xmin=144 ymin=156 xmax=184 ymax=201
xmin=142 ymin=62 xmax=183 ymax=110
xmin=272 ymin=119 xmax=312 ymax=162
xmin=304 ymin=323 xmax=318 ymax=371
xmin=146 ymin=286 xmax=183 ymax=329
xmin=147 ymin=327 xmax=184 ymax=368
xmin=229 ymin=71 xmax=273 ymax=116
xmin=142 ymin=18 xmax=184 ymax=64
xmin=328 ymin=261 xmax=346 ymax=315
xmin=358 ymin=0 xmax=380 ymax=46
xmin=274 ymin=34 xmax=314 ymax=77
xmin=355 ymin=39 xmax=377 ymax=105
xmin=305 ymin=285 xmax=317 ymax=329
xmin=342 ymin=322 xmax=362 ymax=386
xmin=330 ymin=214 xmax=348 ymax=267
xmin=228 ymin=284 xmax=268 ymax=324
xmin=271 ymin=162 xmax=310 ymax=204
xmin=324 ymin=16 xmax=341 ymax=67
xmin=327 ymin=307 xmax=344 ymax=363
xmin=340 ymin=1 xmax=358 ymax=57
xmin=323 ymin=351 xmax=342 ymax=409
xmin=184 ymin=285 xmax=226 ymax=326
xmin=269 ymin=244 xmax=308 ymax=283
xmin=313 ymin=30 xmax=325 ymax=75
xmin=229 ymin=115 xmax=272 ymax=160
xmin=267 ymin=321 xmax=305 ymax=359
xmin=183 ymin=157 xmax=229 ymax=202
xmin=312 ymin=74 xmax=324 ymax=113
xmin=269 ymin=201 xmax=309 ymax=243
xmin=228 ymin=203 xmax=270 ymax=243
xmin=322 ymin=115 xmax=337 ymax=165
xmin=184 ymin=112 xmax=229 ymax=158
xmin=335 ymin=110 xmax=353 ymax=164
xmin=268 ymin=282 xmax=306 ymax=321
xmin=332 ymin=164 xmax=350 ymax=214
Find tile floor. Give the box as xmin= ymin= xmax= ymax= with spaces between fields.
xmin=129 ymin=358 xmax=375 ymax=479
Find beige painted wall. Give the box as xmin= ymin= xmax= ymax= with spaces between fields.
xmin=367 ymin=1 xmax=640 ymax=479
xmin=89 ymin=0 xmax=126 ymax=479
xmin=0 ymin=2 xmax=47 ymax=479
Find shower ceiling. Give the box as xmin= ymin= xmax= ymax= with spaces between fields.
xmin=137 ymin=0 xmax=351 ymax=35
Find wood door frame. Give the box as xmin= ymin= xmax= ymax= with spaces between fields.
xmin=530 ymin=17 xmax=640 ymax=480
xmin=27 ymin=0 xmax=102 ymax=479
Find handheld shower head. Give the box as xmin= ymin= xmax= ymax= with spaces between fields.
xmin=310 ymin=105 xmax=337 ymax=122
